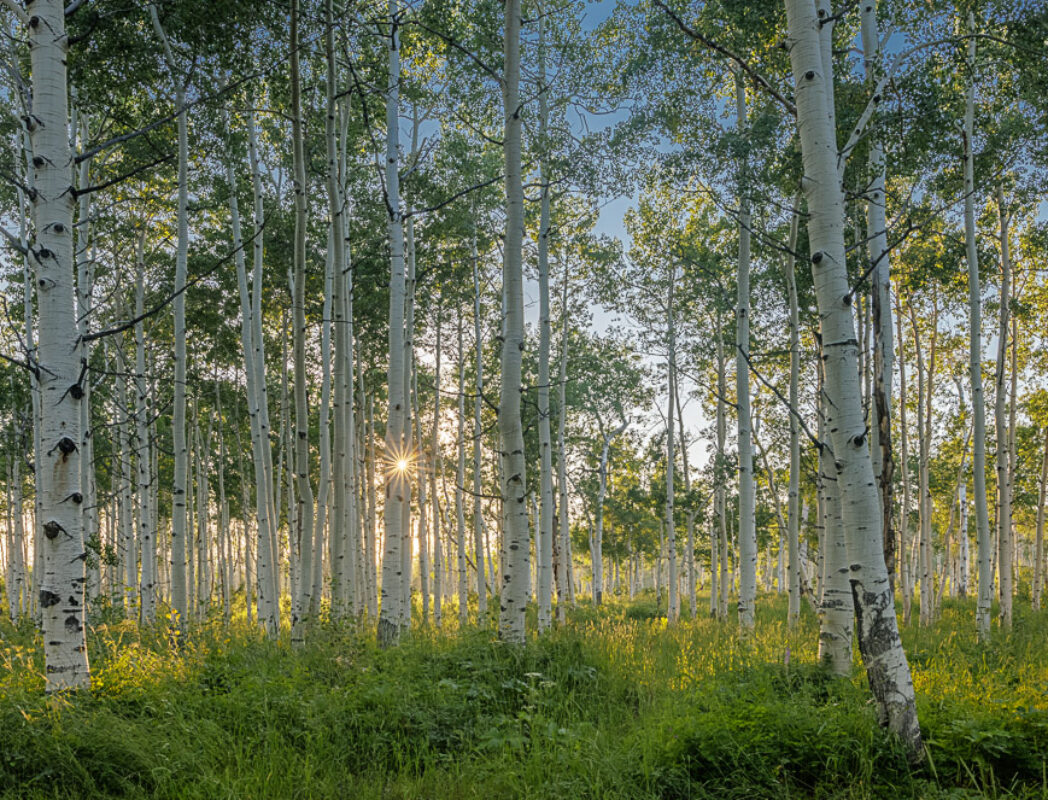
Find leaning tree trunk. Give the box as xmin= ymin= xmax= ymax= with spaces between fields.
xmin=378 ymin=0 xmax=408 ymax=645
xmin=497 ymin=0 xmax=530 ymax=643
xmin=784 ymin=0 xmax=920 ymax=753
xmin=962 ymin=13 xmax=993 ymax=642
xmin=29 ymin=0 xmax=90 ymax=689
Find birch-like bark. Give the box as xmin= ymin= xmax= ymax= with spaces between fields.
xmin=818 ymin=389 xmax=853 ymax=675
xmin=785 ymin=0 xmax=920 ymax=751
xmin=135 ymin=233 xmax=156 ymax=623
xmin=962 ymin=13 xmax=993 ymax=642
xmin=536 ymin=12 xmax=554 ymax=630
xmin=431 ymin=299 xmax=444 ymax=625
xmin=378 ymin=0 xmax=408 ymax=645
xmin=665 ymin=269 xmax=679 ymax=624
xmin=556 ymin=265 xmax=571 ymax=622
xmin=149 ymin=3 xmax=189 ymax=630
xmin=860 ymin=0 xmax=895 ymax=587
xmin=246 ymin=98 xmax=279 ymax=632
xmin=471 ymin=240 xmax=488 ymax=620
xmin=674 ymin=382 xmax=695 ymax=618
xmin=994 ymin=185 xmax=1013 ymax=629
xmin=498 ymin=0 xmax=530 ymax=642
xmin=1033 ymin=429 xmax=1048 ymax=611
xmin=455 ymin=312 xmax=469 ymax=626
xmin=29 ymin=0 xmax=89 ymax=685
xmin=289 ymin=0 xmax=315 ymax=639
xmin=734 ymin=72 xmax=756 ymax=631
xmin=715 ymin=314 xmax=729 ymax=619
xmin=785 ymin=206 xmax=802 ymax=627
xmin=401 ymin=219 xmax=417 ymax=629
xmin=595 ymin=419 xmax=628 ymax=606
xmin=895 ymin=301 xmax=912 ymax=623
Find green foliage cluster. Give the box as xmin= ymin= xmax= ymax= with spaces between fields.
xmin=1 ymin=594 xmax=1046 ymax=799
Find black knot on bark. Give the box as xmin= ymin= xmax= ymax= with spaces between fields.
xmin=69 ymin=384 xmax=84 ymax=400
xmin=843 ymin=294 xmax=852 ymax=307
xmin=40 ymin=590 xmax=61 ymax=608
xmin=29 ymin=15 xmax=39 ymax=28
xmin=33 ymin=156 xmax=44 ymax=167
xmin=69 ymin=492 xmax=83 ymax=504
xmin=58 ymin=436 xmax=77 ymax=455
xmin=44 ymin=520 xmax=63 ymax=539
xmin=853 ymin=432 xmax=865 ymax=447
xmin=811 ymin=251 xmax=823 ymax=264
xmin=805 ymin=70 xmax=816 ymax=80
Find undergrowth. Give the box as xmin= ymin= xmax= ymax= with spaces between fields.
xmin=1 ymin=593 xmax=1046 ymax=798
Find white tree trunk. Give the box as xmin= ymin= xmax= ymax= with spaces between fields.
xmin=734 ymin=72 xmax=756 ymax=632
xmin=818 ymin=385 xmax=853 ymax=674
xmin=556 ymin=266 xmax=571 ymax=622
xmin=29 ymin=0 xmax=89 ymax=689
xmin=497 ymin=0 xmax=530 ymax=643
xmin=784 ymin=0 xmax=920 ymax=751
xmin=135 ymin=234 xmax=156 ymax=623
xmin=994 ymin=186 xmax=1013 ymax=629
xmin=595 ymin=420 xmax=627 ymax=606
xmin=455 ymin=312 xmax=469 ymax=626
xmin=1033 ymin=429 xmax=1048 ymax=611
xmin=962 ymin=13 xmax=993 ymax=642
xmin=378 ymin=0 xmax=408 ymax=645
xmin=471 ymin=241 xmax=488 ymax=621
xmin=665 ymin=270 xmax=679 ymax=624
xmin=536 ymin=13 xmax=554 ymax=630
xmin=785 ymin=205 xmax=802 ymax=626
xmin=149 ymin=3 xmax=189 ymax=630
xmin=860 ymin=0 xmax=896 ymax=589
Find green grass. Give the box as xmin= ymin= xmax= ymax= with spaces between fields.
xmin=1 ymin=593 xmax=1046 ymax=798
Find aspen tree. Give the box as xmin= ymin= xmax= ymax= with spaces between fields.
xmin=1034 ymin=429 xmax=1047 ymax=610
xmin=961 ymin=12 xmax=993 ymax=642
xmin=734 ymin=71 xmax=756 ymax=632
xmin=26 ymin=1 xmax=89 ymax=691
xmin=665 ymin=267 xmax=679 ymax=624
xmin=556 ymin=265 xmax=571 ymax=622
xmin=536 ymin=7 xmax=555 ymax=631
xmin=471 ymin=241 xmax=487 ymax=620
xmin=785 ymin=206 xmax=802 ymax=627
xmin=378 ymin=0 xmax=409 ymax=645
xmin=498 ymin=0 xmax=530 ymax=642
xmin=856 ymin=0 xmax=896 ymax=586
xmin=784 ymin=0 xmax=920 ymax=752
xmin=455 ymin=311 xmax=469 ymax=626
xmin=994 ymin=185 xmax=1013 ymax=628
xmin=135 ymin=233 xmax=155 ymax=622
xmin=148 ymin=2 xmax=189 ymax=630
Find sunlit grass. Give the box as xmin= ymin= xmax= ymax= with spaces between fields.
xmin=1 ymin=591 xmax=1046 ymax=798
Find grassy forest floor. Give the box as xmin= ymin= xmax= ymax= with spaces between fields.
xmin=1 ymin=593 xmax=1047 ymax=799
